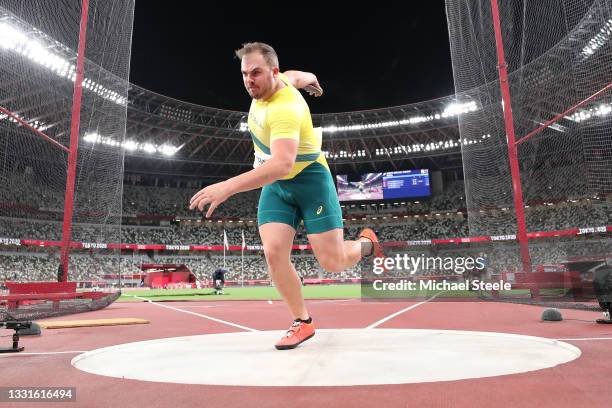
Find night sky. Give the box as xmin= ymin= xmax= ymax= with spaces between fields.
xmin=129 ymin=1 xmax=455 ymax=114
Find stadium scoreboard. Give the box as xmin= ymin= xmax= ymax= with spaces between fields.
xmin=382 ymin=170 xmax=430 ymax=199
xmin=336 ymin=169 xmax=431 ymax=202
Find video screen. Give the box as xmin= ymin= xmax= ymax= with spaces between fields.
xmin=337 ymin=170 xmax=430 ymax=201
xmin=336 ymin=173 xmax=384 ymax=201
xmin=382 ymin=169 xmax=430 ymax=199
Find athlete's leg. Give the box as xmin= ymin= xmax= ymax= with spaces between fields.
xmin=260 ymin=222 xmax=309 ymax=320
xmin=294 ymin=163 xmax=375 ymax=273
xmin=307 ymin=228 xmax=372 ymax=273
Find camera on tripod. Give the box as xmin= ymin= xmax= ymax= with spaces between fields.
xmin=0 ymin=321 xmax=33 ymax=353
xmin=1 ymin=321 xmax=32 ymax=331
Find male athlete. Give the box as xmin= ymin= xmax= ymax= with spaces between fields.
xmin=351 ymin=180 xmax=368 ymax=198
xmin=190 ymin=42 xmax=384 ymax=350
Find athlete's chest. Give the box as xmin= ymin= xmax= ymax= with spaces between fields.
xmin=248 ymin=105 xmax=268 ymax=136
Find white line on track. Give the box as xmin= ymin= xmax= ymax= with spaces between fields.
xmin=309 ymin=299 xmax=355 ymax=304
xmin=364 ymin=292 xmax=443 ymax=329
xmin=0 ymin=351 xmax=87 ymax=356
xmin=132 ymin=295 xmax=258 ymax=332
xmin=555 ymin=337 xmax=612 ymax=341
xmin=170 ymin=305 xmax=222 ymax=309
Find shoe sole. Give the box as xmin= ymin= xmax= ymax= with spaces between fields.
xmin=274 ymin=332 xmax=315 ymax=350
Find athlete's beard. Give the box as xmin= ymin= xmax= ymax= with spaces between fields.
xmin=247 ymin=82 xmax=271 ymax=100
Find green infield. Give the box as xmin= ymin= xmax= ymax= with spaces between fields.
xmin=118 ymin=284 xmax=361 ymax=302
xmin=118 ymin=284 xmax=569 ymax=302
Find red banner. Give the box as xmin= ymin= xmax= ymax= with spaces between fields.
xmin=3 ymin=225 xmax=609 ymax=251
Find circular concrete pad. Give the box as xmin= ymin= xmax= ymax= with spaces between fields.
xmin=72 ymin=329 xmax=581 ymax=386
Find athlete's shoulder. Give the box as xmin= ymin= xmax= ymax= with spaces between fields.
xmin=268 ymin=87 xmax=304 ymax=113
xmin=278 ymin=72 xmax=292 ymax=87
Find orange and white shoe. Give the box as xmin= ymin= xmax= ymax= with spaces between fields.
xmin=275 ymin=319 xmax=315 ymax=350
xmin=359 ymin=228 xmax=385 ymax=259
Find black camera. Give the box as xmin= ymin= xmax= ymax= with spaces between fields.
xmin=1 ymin=321 xmax=32 ymax=331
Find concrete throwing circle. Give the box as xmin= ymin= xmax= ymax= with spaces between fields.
xmin=71 ymin=329 xmax=580 ymax=386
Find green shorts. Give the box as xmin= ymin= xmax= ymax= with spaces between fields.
xmin=258 ymin=162 xmax=343 ymax=234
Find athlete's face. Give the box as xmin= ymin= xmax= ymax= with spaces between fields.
xmin=241 ymin=52 xmax=278 ymax=100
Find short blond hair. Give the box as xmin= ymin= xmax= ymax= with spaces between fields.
xmin=234 ymin=42 xmax=279 ymax=68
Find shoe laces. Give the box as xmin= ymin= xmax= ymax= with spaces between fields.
xmin=285 ymin=320 xmax=302 ymax=337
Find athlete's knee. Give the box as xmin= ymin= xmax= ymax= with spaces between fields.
xmin=263 ymin=242 xmax=290 ymax=266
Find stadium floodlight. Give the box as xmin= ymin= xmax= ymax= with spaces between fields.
xmin=566 ymin=101 xmax=612 ymax=122
xmin=159 ymin=144 xmax=177 ymax=156
xmin=441 ymin=101 xmax=478 ymax=118
xmin=84 ymin=135 xmax=178 ymax=157
xmin=582 ymin=19 xmax=612 ymax=58
xmin=369 ymin=138 xmax=464 ymax=158
xmin=142 ymin=143 xmax=156 ymax=153
xmin=321 ymin=103 xmax=478 ymax=135
xmin=598 ymin=103 xmax=612 ymax=116
xmin=0 ymin=109 xmax=48 ymax=131
xmin=0 ymin=21 xmax=126 ymax=106
xmin=0 ymin=22 xmax=28 ymax=49
xmin=84 ymin=132 xmax=101 ymax=143
xmin=122 ymin=140 xmax=138 ymax=151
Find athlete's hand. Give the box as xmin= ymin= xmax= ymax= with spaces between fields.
xmin=303 ymin=79 xmax=323 ymax=97
xmin=283 ymin=70 xmax=323 ymax=97
xmin=189 ymin=181 xmax=232 ymax=218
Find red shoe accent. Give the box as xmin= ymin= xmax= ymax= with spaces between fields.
xmin=359 ymin=228 xmax=385 ymax=258
xmin=275 ymin=320 xmax=315 ymax=350
xmin=359 ymin=228 xmax=389 ymax=273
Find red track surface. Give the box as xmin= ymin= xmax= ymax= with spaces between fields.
xmin=1 ymin=299 xmax=611 ymax=408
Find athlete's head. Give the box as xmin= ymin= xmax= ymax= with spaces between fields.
xmin=235 ymin=42 xmax=280 ymax=100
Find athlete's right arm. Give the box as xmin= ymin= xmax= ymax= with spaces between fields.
xmin=189 ymin=101 xmax=303 ymax=217
xmin=188 ymin=139 xmax=297 ymax=217
xmin=220 ymin=100 xmax=302 ymax=194
xmin=283 ymin=70 xmax=323 ymax=96
xmin=225 ymin=138 xmax=297 ymax=193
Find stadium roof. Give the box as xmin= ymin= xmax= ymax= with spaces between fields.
xmin=1 ymin=4 xmax=610 ymax=181
xmin=124 ymin=84 xmax=467 ymax=180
